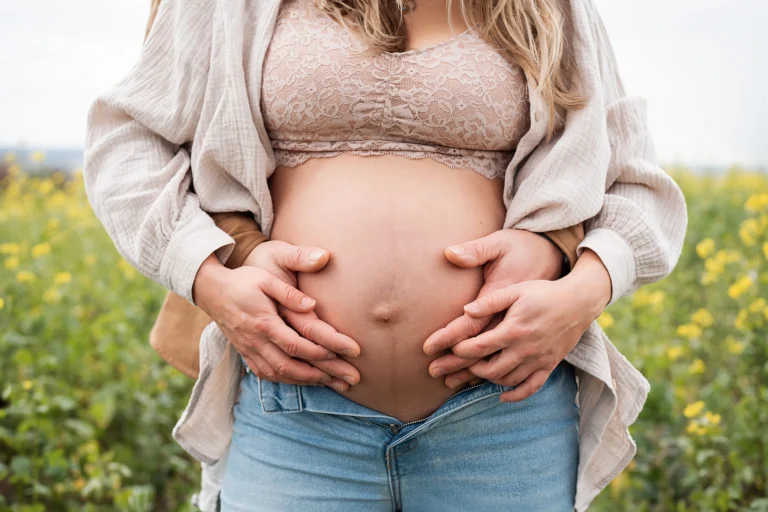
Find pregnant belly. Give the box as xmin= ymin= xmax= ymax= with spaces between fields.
xmin=268 ymin=153 xmax=506 ymax=422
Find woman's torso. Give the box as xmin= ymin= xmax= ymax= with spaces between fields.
xmin=259 ymin=0 xmax=529 ymax=422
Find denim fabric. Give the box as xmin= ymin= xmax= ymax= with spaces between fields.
xmin=220 ymin=358 xmax=579 ymax=512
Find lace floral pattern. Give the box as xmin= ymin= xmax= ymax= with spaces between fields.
xmin=259 ymin=0 xmax=530 ymax=180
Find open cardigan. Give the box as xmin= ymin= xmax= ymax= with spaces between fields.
xmin=81 ymin=0 xmax=688 ymax=509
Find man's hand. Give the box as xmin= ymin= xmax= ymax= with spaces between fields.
xmin=193 ymin=241 xmax=361 ymax=394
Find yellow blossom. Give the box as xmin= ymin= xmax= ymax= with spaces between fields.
xmin=74 ymin=478 xmax=86 ymax=491
xmin=686 ymin=421 xmax=699 ymax=434
xmin=47 ymin=218 xmax=61 ymax=230
xmin=726 ymin=336 xmax=745 ymax=355
xmin=30 ymin=150 xmax=45 ymax=163
xmin=683 ymin=400 xmax=705 ymax=418
xmin=691 ymin=308 xmax=714 ymax=327
xmin=118 ymin=259 xmax=136 ymax=279
xmin=739 ymin=218 xmax=761 ymax=246
xmin=677 ymin=323 xmax=702 ymax=339
xmin=704 ymin=411 xmax=721 ymax=425
xmin=54 ymin=272 xmax=72 ymax=285
xmin=688 ymin=358 xmax=705 ymax=375
xmin=763 ymin=242 xmax=768 ymax=260
xmin=16 ymin=271 xmax=36 ymax=283
xmin=43 ymin=288 xmax=61 ymax=303
xmin=7 ymin=163 xmax=21 ymax=177
xmin=31 ymin=242 xmax=51 ymax=258
xmin=728 ymin=276 xmax=753 ymax=299
xmin=37 ymin=179 xmax=54 ymax=195
xmin=749 ymin=298 xmax=766 ymax=313
xmin=735 ymin=309 xmax=749 ymax=330
xmin=4 ymin=256 xmax=19 ymax=270
xmin=597 ymin=312 xmax=614 ymax=329
xmin=0 ymin=297 xmax=4 ymax=310
xmin=22 ymin=380 xmax=33 ymax=390
xmin=695 ymin=425 xmax=709 ymax=436
xmin=666 ymin=346 xmax=684 ymax=360
xmin=745 ymin=192 xmax=768 ymax=212
xmin=695 ymin=238 xmax=715 ymax=258
xmin=0 ymin=243 xmax=20 ymax=255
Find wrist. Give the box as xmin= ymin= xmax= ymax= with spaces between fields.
xmin=534 ymin=232 xmax=569 ymax=279
xmin=192 ymin=252 xmax=231 ymax=313
xmin=560 ymin=248 xmax=612 ymax=321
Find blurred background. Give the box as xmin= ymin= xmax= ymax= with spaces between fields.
xmin=1 ymin=1 xmax=767 ymax=511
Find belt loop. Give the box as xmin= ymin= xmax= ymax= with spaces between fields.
xmin=258 ymin=377 xmax=304 ymax=412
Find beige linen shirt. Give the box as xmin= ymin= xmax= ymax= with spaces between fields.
xmin=82 ymin=0 xmax=688 ymax=509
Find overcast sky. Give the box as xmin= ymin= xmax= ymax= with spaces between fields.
xmin=1 ymin=0 xmax=766 ymax=167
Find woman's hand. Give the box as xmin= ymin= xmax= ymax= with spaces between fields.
xmin=193 ymin=241 xmax=361 ymax=394
xmin=424 ymin=248 xmax=612 ymax=402
xmin=421 ymin=228 xmax=563 ymax=387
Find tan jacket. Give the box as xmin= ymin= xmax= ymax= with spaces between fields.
xmin=149 ymin=211 xmax=583 ymax=380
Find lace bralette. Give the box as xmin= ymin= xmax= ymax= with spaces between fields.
xmin=260 ymin=0 xmax=531 ymax=180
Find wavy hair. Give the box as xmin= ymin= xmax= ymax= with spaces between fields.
xmin=145 ymin=0 xmax=586 ymax=140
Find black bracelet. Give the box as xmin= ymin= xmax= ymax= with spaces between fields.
xmin=535 ymin=232 xmax=571 ymax=279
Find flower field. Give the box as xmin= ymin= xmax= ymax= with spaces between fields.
xmin=1 ymin=154 xmax=767 ymax=511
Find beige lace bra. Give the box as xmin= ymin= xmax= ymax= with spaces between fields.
xmin=260 ymin=0 xmax=531 ymax=180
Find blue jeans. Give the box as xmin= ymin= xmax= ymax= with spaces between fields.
xmin=220 ymin=357 xmax=579 ymax=512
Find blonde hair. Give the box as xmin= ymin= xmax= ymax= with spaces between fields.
xmin=145 ymin=0 xmax=586 ymax=140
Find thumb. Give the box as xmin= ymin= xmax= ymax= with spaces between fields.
xmin=445 ymin=231 xmax=504 ymax=268
xmin=272 ymin=241 xmax=331 ymax=273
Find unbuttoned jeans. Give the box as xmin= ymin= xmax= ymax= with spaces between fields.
xmin=220 ymin=357 xmax=579 ymax=512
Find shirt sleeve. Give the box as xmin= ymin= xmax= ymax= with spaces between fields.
xmin=576 ymin=0 xmax=688 ymax=306
xmin=82 ymin=0 xmax=235 ymax=307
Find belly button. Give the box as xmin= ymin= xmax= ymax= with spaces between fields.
xmin=371 ymin=304 xmax=400 ymax=323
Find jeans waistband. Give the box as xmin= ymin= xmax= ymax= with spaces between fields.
xmin=240 ymin=354 xmax=570 ymax=426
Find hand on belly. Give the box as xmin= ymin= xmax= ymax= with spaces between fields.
xmin=268 ymin=154 xmax=506 ymax=421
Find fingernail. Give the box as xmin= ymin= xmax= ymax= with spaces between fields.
xmin=447 ymin=245 xmax=465 ymax=256
xmin=330 ymin=381 xmax=347 ymax=393
xmin=308 ymin=249 xmax=325 ymax=262
xmin=430 ymin=368 xmax=445 ymax=378
xmin=342 ymin=349 xmax=359 ymax=358
xmin=342 ymin=376 xmax=355 ymax=386
xmin=425 ymin=345 xmax=438 ymax=355
xmin=447 ymin=379 xmax=462 ymax=389
xmin=325 ymin=352 xmax=337 ymax=360
xmin=301 ymin=297 xmax=316 ymax=308
xmin=320 ymin=374 xmax=332 ymax=383
xmin=464 ymin=302 xmax=479 ymax=313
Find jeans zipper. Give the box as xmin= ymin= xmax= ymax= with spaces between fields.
xmin=383 ymin=380 xmax=491 ymax=435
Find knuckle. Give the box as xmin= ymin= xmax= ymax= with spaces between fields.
xmin=275 ymin=363 xmax=292 ymax=377
xmin=469 ymin=239 xmax=485 ymax=258
xmin=251 ymin=315 xmax=272 ymax=335
xmin=263 ymin=369 xmax=277 ymax=380
xmin=282 ymin=339 xmax=299 ymax=357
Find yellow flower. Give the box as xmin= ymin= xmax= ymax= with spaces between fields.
xmin=666 ymin=346 xmax=684 ymax=361
xmin=726 ymin=336 xmax=745 ymax=355
xmin=686 ymin=421 xmax=699 ymax=434
xmin=47 ymin=218 xmax=61 ymax=230
xmin=683 ymin=400 xmax=705 ymax=418
xmin=763 ymin=242 xmax=768 ymax=261
xmin=73 ymin=478 xmax=86 ymax=491
xmin=0 ymin=243 xmax=20 ymax=255
xmin=0 ymin=297 xmax=4 ymax=310
xmin=704 ymin=411 xmax=721 ymax=426
xmin=739 ymin=218 xmax=761 ymax=246
xmin=695 ymin=425 xmax=709 ymax=436
xmin=118 ymin=259 xmax=136 ymax=279
xmin=691 ymin=308 xmax=714 ymax=327
xmin=677 ymin=323 xmax=702 ymax=340
xmin=695 ymin=238 xmax=715 ymax=259
xmin=728 ymin=276 xmax=753 ymax=299
xmin=688 ymin=358 xmax=705 ymax=375
xmin=54 ymin=272 xmax=72 ymax=285
xmin=597 ymin=312 xmax=615 ymax=329
xmin=7 ymin=163 xmax=21 ymax=177
xmin=43 ymin=288 xmax=61 ymax=304
xmin=16 ymin=271 xmax=36 ymax=283
xmin=22 ymin=380 xmax=33 ymax=390
xmin=749 ymin=298 xmax=766 ymax=313
xmin=31 ymin=242 xmax=51 ymax=258
xmin=37 ymin=179 xmax=54 ymax=195
xmin=745 ymin=192 xmax=768 ymax=212
xmin=30 ymin=150 xmax=45 ymax=163
xmin=84 ymin=254 xmax=97 ymax=266
xmin=735 ymin=309 xmax=749 ymax=330
xmin=4 ymin=256 xmax=19 ymax=270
